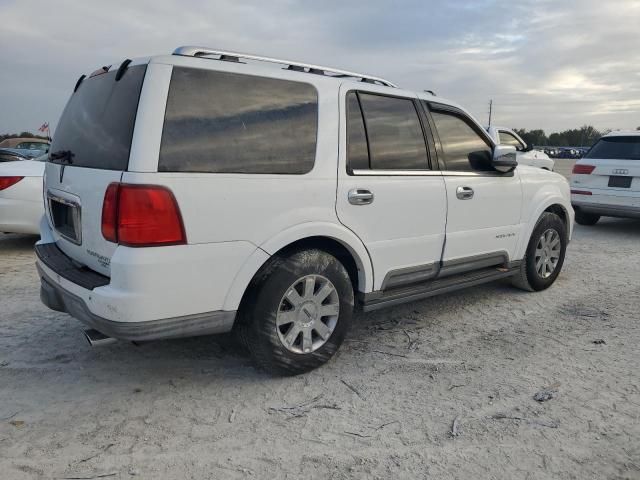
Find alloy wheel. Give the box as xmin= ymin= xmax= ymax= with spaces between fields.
xmin=276 ymin=274 xmax=340 ymax=354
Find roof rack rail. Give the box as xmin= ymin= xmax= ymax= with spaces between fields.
xmin=173 ymin=46 xmax=397 ymax=88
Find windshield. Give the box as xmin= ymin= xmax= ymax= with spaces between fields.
xmin=49 ymin=64 xmax=147 ymax=170
xmin=585 ymin=136 xmax=640 ymax=160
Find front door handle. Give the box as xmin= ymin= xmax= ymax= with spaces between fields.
xmin=456 ymin=186 xmax=474 ymax=200
xmin=348 ymin=189 xmax=374 ymax=205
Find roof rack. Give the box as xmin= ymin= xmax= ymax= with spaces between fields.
xmin=173 ymin=46 xmax=397 ymax=88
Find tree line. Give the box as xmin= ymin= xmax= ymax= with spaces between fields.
xmin=514 ymin=125 xmax=640 ymax=148
xmin=0 ymin=132 xmax=50 ymax=143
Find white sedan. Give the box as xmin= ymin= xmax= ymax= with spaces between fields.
xmin=0 ymin=155 xmax=45 ymax=235
xmin=486 ymin=126 xmax=555 ymax=171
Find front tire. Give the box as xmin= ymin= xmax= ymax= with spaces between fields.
xmin=512 ymin=212 xmax=567 ymax=292
xmin=238 ymin=249 xmax=354 ymax=375
xmin=575 ymin=210 xmax=600 ymax=226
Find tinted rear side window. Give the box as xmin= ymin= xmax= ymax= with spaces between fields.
xmin=346 ymin=92 xmax=369 ymax=170
xmin=585 ymin=136 xmax=640 ymax=160
xmin=430 ymin=110 xmax=492 ymax=171
xmin=49 ymin=65 xmax=147 ymax=170
xmin=358 ymin=93 xmax=428 ymax=170
xmin=159 ymin=68 xmax=318 ymax=174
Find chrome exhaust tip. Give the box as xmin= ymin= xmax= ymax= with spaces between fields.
xmin=83 ymin=328 xmax=117 ymax=347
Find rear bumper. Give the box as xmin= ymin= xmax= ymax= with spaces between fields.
xmin=572 ymin=201 xmax=640 ymax=219
xmin=37 ymin=260 xmax=236 ymax=342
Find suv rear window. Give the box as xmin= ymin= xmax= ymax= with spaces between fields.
xmin=159 ymin=67 xmax=318 ymax=174
xmin=585 ymin=136 xmax=640 ymax=160
xmin=49 ymin=65 xmax=147 ymax=170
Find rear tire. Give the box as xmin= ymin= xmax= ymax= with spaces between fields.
xmin=512 ymin=212 xmax=567 ymax=292
xmin=238 ymin=249 xmax=354 ymax=375
xmin=575 ymin=210 xmax=600 ymax=226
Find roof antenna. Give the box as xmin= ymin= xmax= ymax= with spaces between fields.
xmin=488 ymin=99 xmax=493 ymax=127
xmin=424 ymin=90 xmax=436 ymax=96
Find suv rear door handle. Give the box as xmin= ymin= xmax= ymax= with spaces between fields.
xmin=456 ymin=186 xmax=474 ymax=200
xmin=348 ymin=189 xmax=374 ymax=205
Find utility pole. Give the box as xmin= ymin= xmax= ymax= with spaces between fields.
xmin=488 ymin=99 xmax=493 ymax=127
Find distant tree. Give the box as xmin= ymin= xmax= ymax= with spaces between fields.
xmin=514 ymin=128 xmax=547 ymax=147
xmin=0 ymin=131 xmax=49 ymax=143
xmin=543 ymin=125 xmax=601 ymax=147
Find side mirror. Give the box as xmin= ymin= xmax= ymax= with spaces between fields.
xmin=492 ymin=145 xmax=517 ymax=173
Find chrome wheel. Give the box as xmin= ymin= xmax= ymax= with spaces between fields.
xmin=535 ymin=228 xmax=561 ymax=279
xmin=276 ymin=274 xmax=340 ymax=354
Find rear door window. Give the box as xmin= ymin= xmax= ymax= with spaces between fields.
xmin=585 ymin=136 xmax=640 ymax=160
xmin=357 ymin=93 xmax=429 ymax=170
xmin=159 ymin=68 xmax=318 ymax=174
xmin=49 ymin=65 xmax=147 ymax=171
xmin=346 ymin=92 xmax=369 ymax=170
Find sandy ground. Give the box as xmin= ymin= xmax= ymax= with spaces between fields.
xmin=1 ymin=211 xmax=639 ymax=479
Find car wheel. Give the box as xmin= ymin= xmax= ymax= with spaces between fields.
xmin=238 ymin=249 xmax=354 ymax=375
xmin=574 ymin=210 xmax=600 ymax=226
xmin=512 ymin=212 xmax=567 ymax=292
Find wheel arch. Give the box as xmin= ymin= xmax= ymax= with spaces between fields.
xmin=515 ymin=191 xmax=573 ymax=260
xmin=544 ymin=203 xmax=570 ymax=232
xmin=222 ymin=223 xmax=374 ymax=311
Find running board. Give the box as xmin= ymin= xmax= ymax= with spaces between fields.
xmin=361 ymin=264 xmax=520 ymax=312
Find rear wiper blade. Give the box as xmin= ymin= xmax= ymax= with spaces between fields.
xmin=49 ymin=150 xmax=75 ymax=164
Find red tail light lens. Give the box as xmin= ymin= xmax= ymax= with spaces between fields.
xmin=101 ymin=183 xmax=120 ymax=242
xmin=572 ymin=164 xmax=595 ymax=175
xmin=101 ymin=183 xmax=186 ymax=247
xmin=0 ymin=176 xmax=24 ymax=190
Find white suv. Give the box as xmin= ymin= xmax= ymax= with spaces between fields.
xmin=486 ymin=126 xmax=555 ymax=171
xmin=570 ymin=131 xmax=640 ymax=225
xmin=37 ymin=47 xmax=574 ymax=374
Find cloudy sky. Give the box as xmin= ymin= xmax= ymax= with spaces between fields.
xmin=1 ymin=0 xmax=639 ymax=135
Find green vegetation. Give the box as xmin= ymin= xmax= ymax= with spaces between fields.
xmin=0 ymin=131 xmax=50 ymax=143
xmin=513 ymin=125 xmax=605 ymax=147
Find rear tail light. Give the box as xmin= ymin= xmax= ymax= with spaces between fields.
xmin=572 ymin=164 xmax=595 ymax=175
xmin=571 ymin=189 xmax=592 ymax=195
xmin=101 ymin=183 xmax=120 ymax=243
xmin=101 ymin=183 xmax=186 ymax=247
xmin=0 ymin=176 xmax=24 ymax=191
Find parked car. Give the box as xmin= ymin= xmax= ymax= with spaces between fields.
xmin=570 ymin=131 xmax=640 ymax=225
xmin=0 ymin=137 xmax=50 ymax=154
xmin=544 ymin=147 xmax=560 ymax=158
xmin=0 ymin=148 xmax=32 ymax=163
xmin=486 ymin=126 xmax=555 ymax=170
xmin=37 ymin=47 xmax=573 ymax=374
xmin=0 ymin=154 xmax=45 ymax=234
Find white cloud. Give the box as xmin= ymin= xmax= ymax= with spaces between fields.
xmin=1 ymin=0 xmax=639 ymax=134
